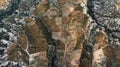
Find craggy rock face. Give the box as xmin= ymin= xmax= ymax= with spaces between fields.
xmin=87 ymin=0 xmax=120 ymax=67
xmin=0 ymin=0 xmax=10 ymax=10
xmin=0 ymin=0 xmax=120 ymax=67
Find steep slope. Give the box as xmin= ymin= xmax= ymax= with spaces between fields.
xmin=0 ymin=0 xmax=120 ymax=67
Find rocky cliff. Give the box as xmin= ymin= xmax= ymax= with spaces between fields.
xmin=0 ymin=0 xmax=120 ymax=67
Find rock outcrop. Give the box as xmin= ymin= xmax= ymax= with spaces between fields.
xmin=0 ymin=0 xmax=120 ymax=67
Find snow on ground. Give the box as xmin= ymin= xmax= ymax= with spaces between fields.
xmin=0 ymin=28 xmax=7 ymax=32
xmin=0 ymin=61 xmax=9 ymax=66
xmin=8 ymin=32 xmax=17 ymax=42
xmin=1 ymin=39 xmax=10 ymax=45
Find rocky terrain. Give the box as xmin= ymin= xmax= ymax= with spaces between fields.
xmin=0 ymin=0 xmax=120 ymax=67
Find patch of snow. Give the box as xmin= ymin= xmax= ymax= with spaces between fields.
xmin=8 ymin=32 xmax=17 ymax=41
xmin=19 ymin=18 xmax=26 ymax=26
xmin=1 ymin=54 xmax=8 ymax=60
xmin=1 ymin=39 xmax=9 ymax=45
xmin=0 ymin=47 xmax=5 ymax=50
xmin=12 ymin=62 xmax=18 ymax=65
xmin=0 ymin=28 xmax=7 ymax=32
xmin=22 ymin=0 xmax=26 ymax=1
xmin=1 ymin=61 xmax=9 ymax=66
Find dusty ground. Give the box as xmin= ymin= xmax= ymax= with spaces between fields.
xmin=0 ymin=0 xmax=8 ymax=8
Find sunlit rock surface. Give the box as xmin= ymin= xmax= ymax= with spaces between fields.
xmin=0 ymin=0 xmax=120 ymax=67
xmin=0 ymin=0 xmax=10 ymax=10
